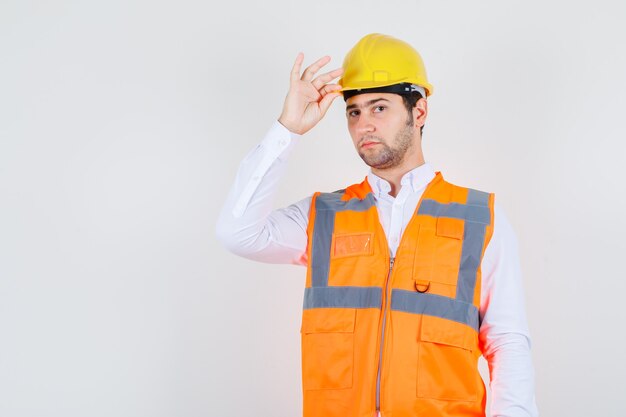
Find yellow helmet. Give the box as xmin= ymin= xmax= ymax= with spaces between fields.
xmin=338 ymin=33 xmax=433 ymax=98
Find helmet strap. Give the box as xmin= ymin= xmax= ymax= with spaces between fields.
xmin=342 ymin=83 xmax=426 ymax=101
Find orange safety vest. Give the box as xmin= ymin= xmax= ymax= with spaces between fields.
xmin=300 ymin=171 xmax=495 ymax=417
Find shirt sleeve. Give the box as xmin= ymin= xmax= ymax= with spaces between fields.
xmin=479 ymin=202 xmax=539 ymax=417
xmin=215 ymin=120 xmax=310 ymax=266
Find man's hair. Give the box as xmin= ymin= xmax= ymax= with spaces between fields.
xmin=400 ymin=91 xmax=425 ymax=136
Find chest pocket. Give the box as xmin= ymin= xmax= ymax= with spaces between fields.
xmin=331 ymin=232 xmax=374 ymax=258
xmin=414 ymin=217 xmax=465 ymax=287
xmin=300 ymin=308 xmax=356 ymax=390
xmin=434 ymin=217 xmax=464 ymax=264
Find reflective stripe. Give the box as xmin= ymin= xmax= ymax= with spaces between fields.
xmin=456 ymin=189 xmax=490 ymax=303
xmin=417 ymin=190 xmax=491 ymax=304
xmin=466 ymin=188 xmax=490 ymax=207
xmin=307 ymin=185 xmax=491 ymax=331
xmin=391 ymin=289 xmax=479 ymax=331
xmin=315 ymin=192 xmax=376 ymax=212
xmin=310 ymin=192 xmax=376 ymax=287
xmin=303 ymin=286 xmax=383 ymax=309
xmin=456 ymin=220 xmax=486 ymax=303
xmin=310 ymin=196 xmax=335 ymax=288
xmin=417 ymin=199 xmax=491 ymax=224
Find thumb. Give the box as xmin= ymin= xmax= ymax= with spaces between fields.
xmin=319 ymin=92 xmax=341 ymax=116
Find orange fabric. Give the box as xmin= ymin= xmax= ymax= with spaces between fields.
xmin=300 ymin=172 xmax=495 ymax=417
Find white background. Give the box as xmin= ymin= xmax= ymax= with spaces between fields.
xmin=1 ymin=1 xmax=625 ymax=416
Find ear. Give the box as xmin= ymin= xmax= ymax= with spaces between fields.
xmin=414 ymin=98 xmax=428 ymax=128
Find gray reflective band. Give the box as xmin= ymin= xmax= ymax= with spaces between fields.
xmin=310 ymin=198 xmax=335 ymax=288
xmin=455 ymin=189 xmax=490 ymax=303
xmin=391 ymin=289 xmax=479 ymax=331
xmin=416 ymin=189 xmax=491 ymax=303
xmin=303 ymin=286 xmax=383 ymax=309
xmin=417 ymin=199 xmax=491 ymax=224
xmin=466 ymin=188 xmax=490 ymax=207
xmin=310 ymin=192 xmax=376 ymax=287
xmin=315 ymin=192 xmax=376 ymax=212
xmin=456 ymin=220 xmax=487 ymax=303
xmin=308 ymin=187 xmax=492 ymax=319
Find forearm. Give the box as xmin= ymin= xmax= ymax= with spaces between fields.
xmin=215 ymin=120 xmax=309 ymax=265
xmin=484 ymin=333 xmax=538 ymax=417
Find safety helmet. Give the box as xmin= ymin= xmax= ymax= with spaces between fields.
xmin=338 ymin=33 xmax=433 ymax=100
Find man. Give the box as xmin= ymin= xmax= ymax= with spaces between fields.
xmin=216 ymin=33 xmax=538 ymax=417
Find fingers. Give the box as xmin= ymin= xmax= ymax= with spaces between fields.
xmin=319 ymin=91 xmax=342 ymax=116
xmin=301 ymin=55 xmax=331 ymax=82
xmin=290 ymin=52 xmax=305 ymax=83
xmin=318 ymin=83 xmax=342 ymax=116
xmin=319 ymin=83 xmax=342 ymax=97
xmin=312 ymin=67 xmax=344 ymax=90
xmin=290 ymin=54 xmax=342 ymax=92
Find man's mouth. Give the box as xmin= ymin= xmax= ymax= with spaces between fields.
xmin=361 ymin=141 xmax=380 ymax=148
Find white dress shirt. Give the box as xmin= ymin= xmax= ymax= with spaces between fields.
xmin=216 ymin=120 xmax=539 ymax=417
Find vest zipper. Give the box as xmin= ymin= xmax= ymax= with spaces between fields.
xmin=376 ymin=256 xmax=395 ymax=413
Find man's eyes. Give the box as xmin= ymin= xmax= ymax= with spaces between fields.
xmin=348 ymin=106 xmax=386 ymax=117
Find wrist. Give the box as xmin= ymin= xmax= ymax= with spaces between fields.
xmin=276 ymin=118 xmax=303 ymax=138
xmin=277 ymin=116 xmax=288 ymax=130
xmin=277 ymin=116 xmax=300 ymax=135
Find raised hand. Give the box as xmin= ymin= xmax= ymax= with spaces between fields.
xmin=278 ymin=53 xmax=344 ymax=135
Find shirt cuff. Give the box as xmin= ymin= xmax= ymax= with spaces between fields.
xmin=262 ymin=119 xmax=302 ymax=153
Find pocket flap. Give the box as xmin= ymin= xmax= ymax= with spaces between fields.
xmin=300 ymin=308 xmax=356 ymax=334
xmin=419 ymin=315 xmax=475 ymax=351
xmin=436 ymin=217 xmax=464 ymax=240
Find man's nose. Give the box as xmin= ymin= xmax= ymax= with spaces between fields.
xmin=355 ymin=113 xmax=376 ymax=135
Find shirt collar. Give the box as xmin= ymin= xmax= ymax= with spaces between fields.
xmin=366 ymin=162 xmax=436 ymax=199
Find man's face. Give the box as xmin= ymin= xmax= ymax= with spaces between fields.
xmin=345 ymin=93 xmax=416 ymax=170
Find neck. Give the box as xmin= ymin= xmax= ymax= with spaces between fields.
xmin=371 ymin=146 xmax=426 ymax=198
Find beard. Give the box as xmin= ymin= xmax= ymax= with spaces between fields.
xmin=358 ymin=116 xmax=415 ymax=169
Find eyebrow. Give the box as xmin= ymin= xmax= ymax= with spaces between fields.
xmin=346 ymin=97 xmax=390 ymax=112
